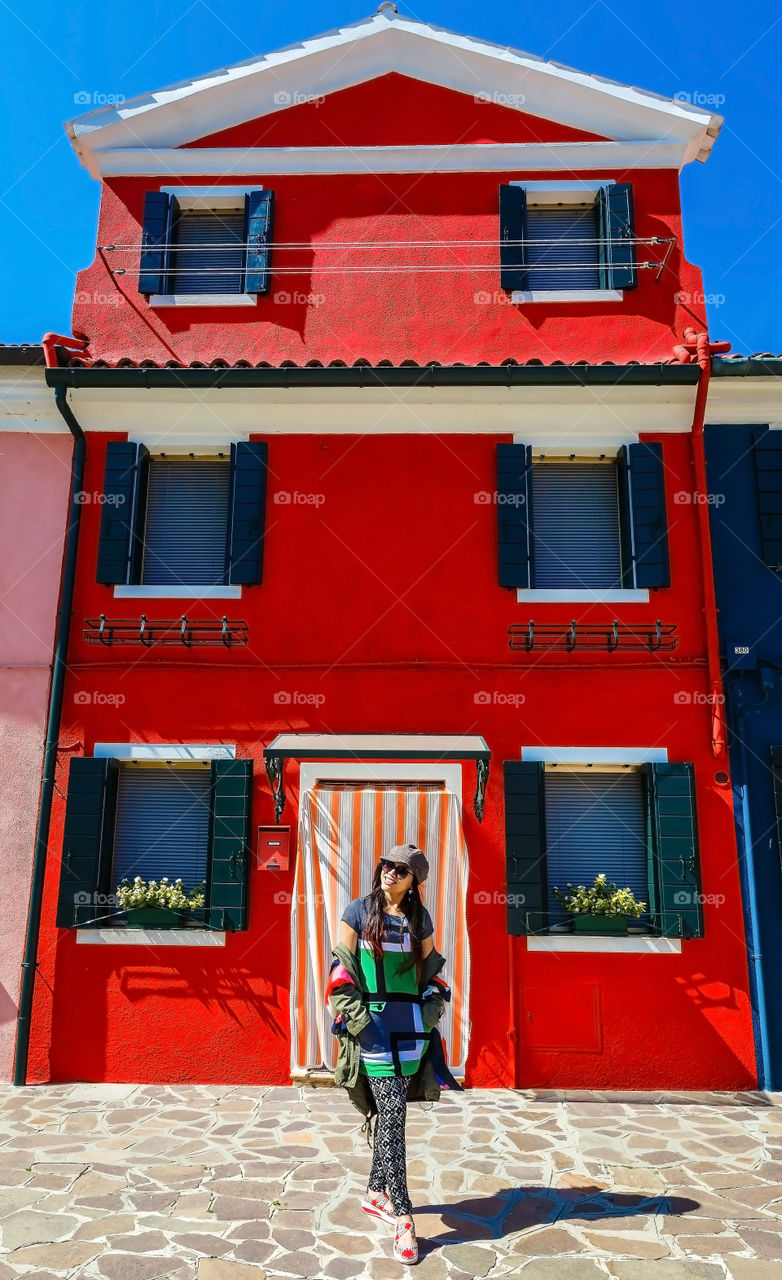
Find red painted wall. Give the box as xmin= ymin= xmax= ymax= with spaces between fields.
xmin=70 ymin=78 xmax=708 ymax=368
xmin=27 ymin=431 xmax=755 ymax=1089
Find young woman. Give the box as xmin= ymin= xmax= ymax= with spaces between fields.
xmin=337 ymin=842 xmax=442 ymax=1265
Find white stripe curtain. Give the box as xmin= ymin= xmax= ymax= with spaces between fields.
xmin=290 ymin=784 xmax=471 ymax=1078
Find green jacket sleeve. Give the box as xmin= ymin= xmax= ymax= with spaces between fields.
xmin=327 ymin=959 xmax=371 ymax=1036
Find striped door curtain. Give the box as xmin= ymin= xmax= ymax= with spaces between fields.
xmin=290 ymin=783 xmax=471 ymax=1077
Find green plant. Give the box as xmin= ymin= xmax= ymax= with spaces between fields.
xmin=115 ymin=876 xmax=206 ymax=911
xmin=553 ymin=873 xmax=646 ymax=918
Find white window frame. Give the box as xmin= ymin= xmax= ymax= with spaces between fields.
xmin=150 ymin=186 xmax=261 ymax=308
xmin=510 ymin=180 xmax=623 ymax=304
xmin=515 ymin=442 xmax=650 ymax=603
xmin=518 ymin=745 xmax=679 ymax=953
xmin=113 ymin=446 xmax=242 ymax=600
xmin=77 ymin=742 xmax=236 ymax=945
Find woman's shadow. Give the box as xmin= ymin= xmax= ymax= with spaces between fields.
xmin=414 ymin=1184 xmax=699 ymax=1253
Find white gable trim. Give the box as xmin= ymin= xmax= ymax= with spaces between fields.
xmin=66 ymin=12 xmax=721 ymax=176
xmin=92 ymin=140 xmax=692 ymax=179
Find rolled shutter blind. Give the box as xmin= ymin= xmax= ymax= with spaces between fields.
xmin=112 ymin=767 xmax=211 ymax=892
xmin=141 ymin=460 xmax=230 ymax=586
xmin=544 ymin=770 xmax=648 ymax=923
xmin=171 ymin=210 xmax=245 ymax=294
xmin=531 ymin=462 xmax=622 ymax=590
xmin=526 ymin=206 xmax=600 ymax=291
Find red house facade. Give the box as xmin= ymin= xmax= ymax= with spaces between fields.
xmin=24 ymin=6 xmax=755 ymax=1090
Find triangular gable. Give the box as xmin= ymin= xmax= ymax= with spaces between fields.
xmin=66 ymin=7 xmax=721 ymax=175
xmin=185 ymin=74 xmax=609 ymax=150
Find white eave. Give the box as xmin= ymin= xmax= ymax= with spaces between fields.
xmin=64 ymin=8 xmax=722 ymax=178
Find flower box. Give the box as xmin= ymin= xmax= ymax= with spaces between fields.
xmin=124 ymin=906 xmax=187 ymax=928
xmin=571 ymin=913 xmax=630 ymax=934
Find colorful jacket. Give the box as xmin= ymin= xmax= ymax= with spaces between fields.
xmin=325 ymin=940 xmax=464 ymax=1132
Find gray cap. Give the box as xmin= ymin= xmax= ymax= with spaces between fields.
xmin=384 ymin=843 xmax=429 ymax=884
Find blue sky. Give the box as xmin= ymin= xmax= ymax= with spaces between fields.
xmin=2 ymin=0 xmax=781 ymax=353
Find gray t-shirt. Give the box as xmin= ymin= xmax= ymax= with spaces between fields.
xmin=341 ymin=894 xmax=434 ymax=942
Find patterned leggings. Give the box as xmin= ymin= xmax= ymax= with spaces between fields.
xmin=366 ymin=1074 xmax=414 ymax=1216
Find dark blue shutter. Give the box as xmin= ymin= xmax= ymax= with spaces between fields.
xmin=208 ymin=758 xmax=252 ymax=931
xmin=139 ymin=191 xmax=172 ymax=294
xmin=646 ymin=762 xmax=703 ymax=937
xmin=496 ymin=443 xmax=532 ymax=588
xmin=96 ymin=442 xmax=150 ymax=585
xmin=771 ymin=747 xmax=782 ymax=874
xmin=616 ymin=447 xmax=635 ymax=588
xmin=504 ymin=761 xmax=547 ymax=935
xmin=56 ymin=757 xmax=118 ymax=928
xmin=228 ymin=442 xmax=268 ymax=585
xmin=752 ymin=428 xmax=782 ymax=569
xmin=597 ymin=183 xmax=637 ymax=289
xmin=617 ymin=442 xmax=670 ymax=588
xmin=499 ymin=185 xmax=527 ymax=292
xmin=245 ymin=191 xmax=274 ymax=294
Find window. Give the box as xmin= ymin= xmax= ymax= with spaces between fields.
xmin=56 ymin=755 xmax=252 ymax=931
xmin=496 ymin=441 xmax=670 ymax=595
xmin=171 ymin=210 xmax=246 ymax=295
xmin=544 ymin=770 xmax=648 ymax=925
xmin=525 ymin=205 xmax=600 ymax=292
xmin=96 ymin=441 xmax=268 ymax=592
xmin=141 ymin=459 xmax=231 ymax=587
xmin=530 ymin=460 xmax=622 ymax=591
xmin=503 ymin=759 xmax=704 ymax=938
xmin=139 ymin=188 xmax=274 ymax=303
xmin=112 ymin=765 xmax=211 ymax=892
xmin=499 ymin=181 xmax=637 ymax=299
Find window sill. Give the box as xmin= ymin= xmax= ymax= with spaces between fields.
xmin=76 ymin=927 xmax=226 ymax=946
xmin=149 ymin=294 xmax=257 ymax=307
xmin=526 ymin=936 xmax=682 ymax=953
xmin=113 ymin=585 xmax=242 ymax=599
xmin=511 ymin=290 xmax=623 ymax=304
xmin=516 ymin=588 xmax=650 ymax=603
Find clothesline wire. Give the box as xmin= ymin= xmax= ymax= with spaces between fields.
xmin=100 ymin=236 xmax=672 ymax=250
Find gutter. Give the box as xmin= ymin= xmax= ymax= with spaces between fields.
xmin=45 ymin=363 xmax=700 ymax=391
xmin=13 ymin=384 xmax=86 ymax=1085
xmin=711 ymin=358 xmax=782 ymax=378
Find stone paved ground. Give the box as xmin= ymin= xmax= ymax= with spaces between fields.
xmin=2 ymin=1084 xmax=782 ymax=1279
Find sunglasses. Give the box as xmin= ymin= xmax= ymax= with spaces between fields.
xmin=379 ymin=858 xmax=413 ymax=880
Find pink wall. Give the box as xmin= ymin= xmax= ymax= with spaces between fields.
xmin=0 ymin=430 xmax=73 ymax=1079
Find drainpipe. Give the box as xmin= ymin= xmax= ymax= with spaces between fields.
xmin=13 ymin=377 xmax=87 ymax=1085
xmin=508 ymin=935 xmax=518 ymax=1087
xmin=731 ymin=674 xmax=773 ymax=1088
xmin=672 ymin=326 xmax=731 ymax=756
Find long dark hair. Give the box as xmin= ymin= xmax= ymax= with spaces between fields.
xmin=363 ymin=860 xmax=425 ymax=977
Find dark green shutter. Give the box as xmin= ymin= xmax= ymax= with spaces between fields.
xmin=598 ymin=183 xmax=637 ymax=289
xmin=56 ymin=757 xmax=118 ymax=928
xmin=96 ymin=442 xmax=150 ymax=585
xmin=752 ymin=428 xmax=782 ymax=569
xmin=771 ymin=748 xmax=782 ymax=875
xmin=245 ymin=191 xmax=274 ymax=294
xmin=208 ymin=758 xmax=252 ymax=931
xmin=647 ymin=762 xmax=703 ymax=937
xmin=617 ymin=441 xmax=670 ymax=588
xmin=504 ymin=761 xmax=547 ymax=935
xmin=497 ymin=443 xmax=532 ymax=588
xmin=139 ymin=191 xmax=172 ymax=294
xmin=499 ymin=185 xmax=527 ymax=292
xmin=227 ymin=442 xmax=268 ymax=585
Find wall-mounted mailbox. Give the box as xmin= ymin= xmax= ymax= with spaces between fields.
xmin=258 ymin=826 xmax=291 ymax=871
